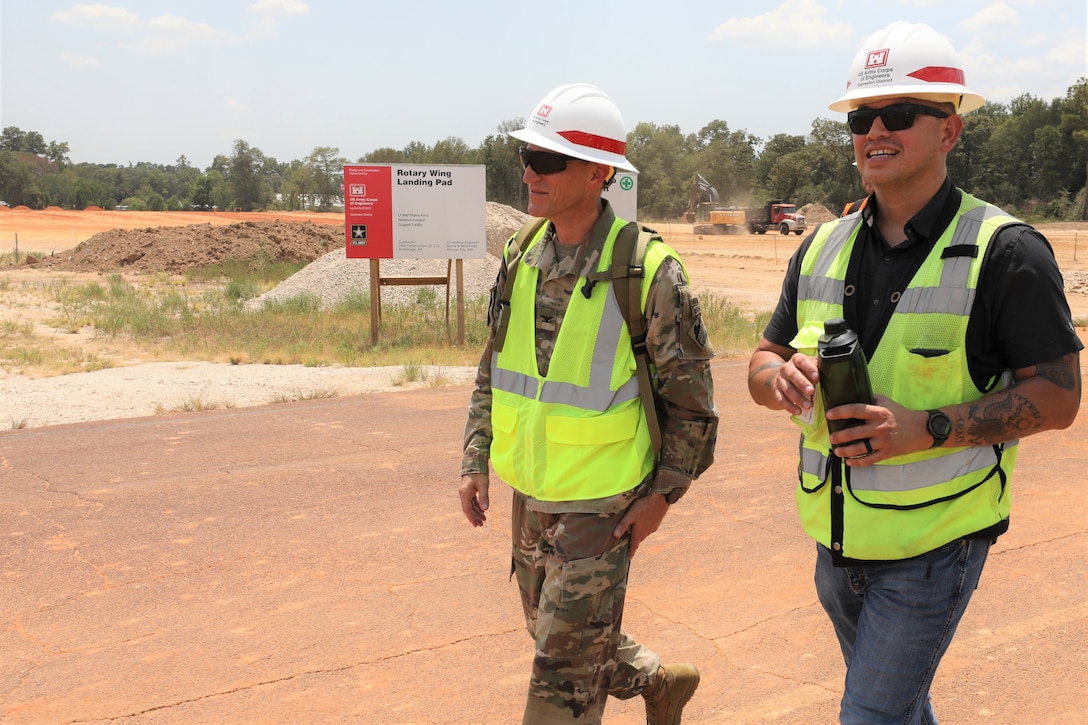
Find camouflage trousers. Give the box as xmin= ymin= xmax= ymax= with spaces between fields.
xmin=512 ymin=491 xmax=661 ymax=724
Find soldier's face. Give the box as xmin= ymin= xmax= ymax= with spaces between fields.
xmin=521 ymin=145 xmax=598 ymax=221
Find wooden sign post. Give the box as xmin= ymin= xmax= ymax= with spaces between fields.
xmin=368 ymin=258 xmax=465 ymax=345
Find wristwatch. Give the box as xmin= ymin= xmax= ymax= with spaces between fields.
xmin=926 ymin=409 xmax=952 ymax=449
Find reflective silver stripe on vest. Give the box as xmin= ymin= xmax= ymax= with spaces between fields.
xmin=797 ymin=217 xmax=857 ymax=305
xmin=801 ymin=446 xmax=827 ymax=479
xmin=491 ymin=284 xmax=641 ymax=412
xmin=896 ymin=286 xmax=975 ymax=315
xmin=801 ymin=440 xmax=1017 ymax=492
xmin=539 ymin=290 xmax=640 ymax=411
xmin=491 ymin=358 xmax=539 ymax=399
xmin=896 ymin=205 xmax=999 ymax=315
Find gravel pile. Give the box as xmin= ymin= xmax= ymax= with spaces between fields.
xmin=248 ymin=202 xmax=530 ymax=310
xmin=245 ymin=250 xmax=501 ymax=309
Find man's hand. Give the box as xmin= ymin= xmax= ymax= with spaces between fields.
xmin=827 ymin=396 xmax=930 ymax=465
xmin=748 ymin=342 xmax=819 ymax=415
xmin=612 ymin=493 xmax=670 ymax=557
xmin=459 ymin=473 xmax=490 ymax=527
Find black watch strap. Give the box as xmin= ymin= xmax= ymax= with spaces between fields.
xmin=926 ymin=409 xmax=952 ymax=449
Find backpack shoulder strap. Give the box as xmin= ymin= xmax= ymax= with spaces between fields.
xmin=609 ymin=222 xmax=664 ymax=460
xmin=494 ymin=217 xmax=547 ymax=353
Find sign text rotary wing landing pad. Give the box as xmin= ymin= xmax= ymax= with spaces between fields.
xmin=344 ymin=164 xmax=486 ymax=259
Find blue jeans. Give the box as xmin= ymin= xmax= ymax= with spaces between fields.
xmin=814 ymin=538 xmax=991 ymax=725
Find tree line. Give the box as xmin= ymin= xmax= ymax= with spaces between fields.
xmin=2 ymin=78 xmax=1085 ymax=222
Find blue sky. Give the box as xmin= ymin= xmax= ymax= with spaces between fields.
xmin=1 ymin=0 xmax=1085 ymax=169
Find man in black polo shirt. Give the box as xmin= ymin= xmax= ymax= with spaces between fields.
xmin=747 ymin=21 xmax=1082 ymax=725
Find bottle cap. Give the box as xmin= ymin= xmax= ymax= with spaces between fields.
xmin=824 ymin=318 xmax=847 ymax=335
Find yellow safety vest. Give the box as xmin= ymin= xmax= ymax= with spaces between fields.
xmin=791 ymin=192 xmax=1021 ymax=561
xmin=490 ymin=216 xmax=676 ymax=501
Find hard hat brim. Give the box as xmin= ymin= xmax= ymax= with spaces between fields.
xmin=829 ymin=85 xmax=986 ymax=114
xmin=509 ymin=127 xmax=638 ymax=174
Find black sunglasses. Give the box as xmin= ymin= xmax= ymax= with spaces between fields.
xmin=519 ymin=146 xmax=577 ymax=175
xmin=847 ymin=103 xmax=951 ymax=135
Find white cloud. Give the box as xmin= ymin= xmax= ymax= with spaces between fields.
xmin=1020 ymin=31 xmax=1050 ymax=47
xmin=51 ymin=3 xmax=140 ymax=32
xmin=1045 ymin=36 xmax=1087 ymax=66
xmin=136 ymin=15 xmax=236 ymax=53
xmin=961 ymin=2 xmax=1020 ymax=32
xmin=709 ymin=0 xmax=851 ymax=48
xmin=960 ymin=36 xmax=1070 ymax=104
xmin=248 ymin=0 xmax=309 ymax=37
xmin=60 ymin=52 xmax=101 ymax=69
xmin=50 ymin=2 xmax=305 ymax=54
xmin=249 ymin=0 xmax=309 ymax=16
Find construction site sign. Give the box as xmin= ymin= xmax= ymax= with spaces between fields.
xmin=343 ymin=164 xmax=486 ymax=259
xmin=603 ymin=171 xmax=638 ymax=221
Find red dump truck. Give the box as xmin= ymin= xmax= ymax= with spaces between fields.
xmin=745 ymin=200 xmax=807 ymax=235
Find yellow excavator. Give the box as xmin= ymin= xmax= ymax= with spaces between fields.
xmin=683 ymin=174 xmax=745 ymax=235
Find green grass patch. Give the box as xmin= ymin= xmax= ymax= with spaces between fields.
xmin=30 ymin=277 xmax=765 ymax=368
xmin=0 ymin=249 xmax=51 ymax=266
xmin=4 ymin=260 xmax=771 ymax=380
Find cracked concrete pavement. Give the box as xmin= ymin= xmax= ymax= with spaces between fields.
xmin=1 ymin=360 xmax=1085 ymax=723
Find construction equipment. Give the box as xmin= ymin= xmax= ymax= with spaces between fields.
xmin=744 ymin=200 xmax=807 ymax=235
xmin=684 ymin=174 xmax=745 ymax=235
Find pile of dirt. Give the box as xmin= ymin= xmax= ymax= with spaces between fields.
xmin=485 ymin=201 xmax=530 ymax=257
xmin=799 ymin=203 xmax=837 ymax=225
xmin=1066 ymin=269 xmax=1088 ymax=295
xmin=19 ymin=203 xmax=530 ymax=278
xmin=31 ymin=220 xmax=339 ymax=273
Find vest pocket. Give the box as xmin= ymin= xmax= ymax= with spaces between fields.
xmin=490 ymin=403 xmax=520 ymax=487
xmin=543 ymin=407 xmax=645 ymax=499
xmin=891 ymin=346 xmax=963 ymax=409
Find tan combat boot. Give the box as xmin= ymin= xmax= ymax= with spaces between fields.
xmin=642 ymin=663 xmax=700 ymax=725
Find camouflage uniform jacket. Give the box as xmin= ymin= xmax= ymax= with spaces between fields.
xmin=462 ymin=200 xmax=718 ymax=514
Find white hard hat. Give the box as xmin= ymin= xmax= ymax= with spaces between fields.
xmin=509 ymin=83 xmax=638 ymax=172
xmin=829 ymin=22 xmax=985 ymax=114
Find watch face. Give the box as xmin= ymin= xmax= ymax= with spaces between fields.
xmin=929 ymin=411 xmax=952 ymax=437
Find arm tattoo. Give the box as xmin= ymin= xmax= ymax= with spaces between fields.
xmin=963 ymin=391 xmax=1042 ymax=446
xmin=958 ymin=353 xmax=1079 ymax=446
xmin=749 ymin=360 xmax=783 ymax=390
xmin=1035 ymin=353 xmax=1080 ymax=392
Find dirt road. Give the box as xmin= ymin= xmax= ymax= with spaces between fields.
xmin=1 ymin=210 xmax=1086 ymax=722
xmin=1 ymin=360 xmax=1085 ymax=723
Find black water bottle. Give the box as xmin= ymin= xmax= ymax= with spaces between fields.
xmin=817 ymin=318 xmax=874 ymax=438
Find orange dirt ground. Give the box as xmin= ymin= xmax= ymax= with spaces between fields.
xmin=1 ymin=208 xmax=1086 ymax=723
xmin=2 ymin=206 xmax=1086 ymax=319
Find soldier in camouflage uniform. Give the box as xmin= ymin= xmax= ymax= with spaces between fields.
xmin=458 ymin=83 xmax=718 ymax=725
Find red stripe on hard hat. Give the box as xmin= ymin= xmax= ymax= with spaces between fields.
xmin=557 ymin=130 xmax=626 ymax=156
xmin=907 ymin=66 xmax=965 ymax=85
